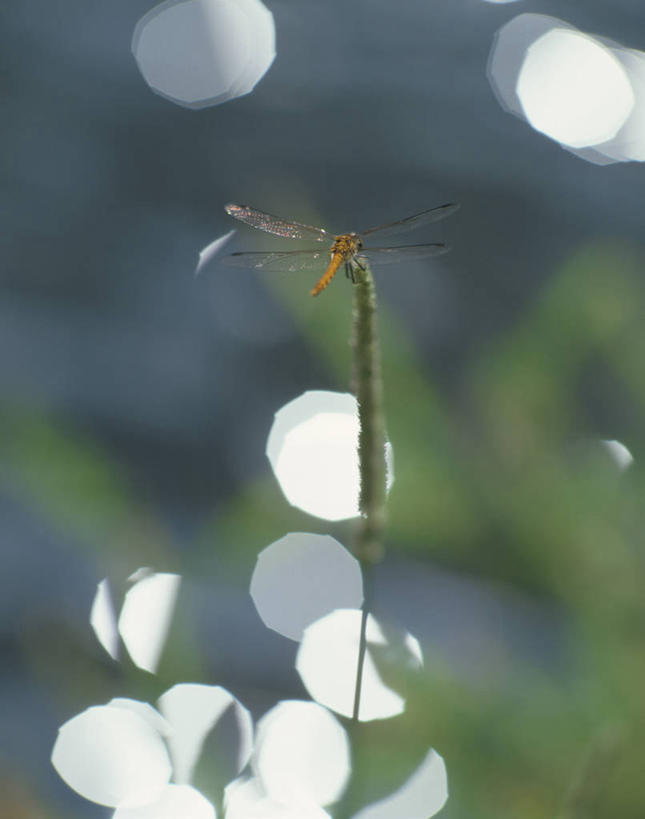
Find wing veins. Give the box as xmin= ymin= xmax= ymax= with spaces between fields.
xmin=225 ymin=204 xmax=330 ymax=242
xmin=359 ymin=243 xmax=450 ymax=264
xmin=360 ymin=203 xmax=460 ymax=239
xmin=221 ymin=249 xmax=327 ymax=272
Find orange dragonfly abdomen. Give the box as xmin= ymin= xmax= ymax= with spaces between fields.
xmin=311 ymin=252 xmax=344 ymax=297
xmin=311 ymin=234 xmax=362 ymax=296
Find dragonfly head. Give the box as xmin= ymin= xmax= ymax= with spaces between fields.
xmin=333 ymin=233 xmax=362 ymax=252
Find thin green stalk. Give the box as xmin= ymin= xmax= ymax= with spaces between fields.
xmin=350 ymin=260 xmax=387 ymax=721
xmin=351 ymin=577 xmax=371 ymax=722
xmin=352 ymin=261 xmax=387 ymax=564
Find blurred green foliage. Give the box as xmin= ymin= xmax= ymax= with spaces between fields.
xmin=4 ymin=239 xmax=645 ymax=818
xmin=213 ymin=239 xmax=645 ymax=819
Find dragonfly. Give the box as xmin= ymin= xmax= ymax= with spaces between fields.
xmin=223 ymin=202 xmax=459 ymax=296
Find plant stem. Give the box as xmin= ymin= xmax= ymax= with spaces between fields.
xmin=351 ymin=580 xmax=371 ymax=722
xmin=351 ymin=260 xmax=388 ymax=721
xmin=352 ymin=261 xmax=387 ymax=563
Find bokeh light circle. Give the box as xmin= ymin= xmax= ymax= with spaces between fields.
xmin=253 ymin=700 xmax=350 ymax=807
xmin=250 ymin=533 xmax=363 ymax=641
xmin=488 ymin=13 xmax=645 ymax=163
xmin=517 ymin=28 xmax=634 ymax=148
xmin=112 ymin=784 xmax=215 ymax=819
xmin=266 ymin=391 xmax=393 ymax=521
xmin=132 ymin=0 xmax=275 ymax=109
xmin=296 ymin=609 xmax=423 ymax=722
xmin=51 ymin=702 xmax=171 ymax=807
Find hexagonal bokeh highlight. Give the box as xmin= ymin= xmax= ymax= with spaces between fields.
xmin=90 ymin=570 xmax=181 ymax=674
xmin=252 ymin=700 xmax=350 ymax=807
xmin=132 ymin=0 xmax=275 ymax=109
xmin=118 ymin=571 xmax=181 ymax=674
xmin=488 ymin=13 xmax=645 ymax=164
xmin=51 ymin=702 xmax=172 ymax=807
xmin=517 ymin=28 xmax=633 ymax=149
xmin=266 ymin=390 xmax=393 ymax=521
xmin=351 ymin=749 xmax=448 ymax=819
xmin=225 ymin=775 xmax=331 ymax=819
xmin=113 ymin=784 xmax=215 ymax=819
xmin=250 ymin=532 xmax=363 ymax=641
xmin=296 ymin=609 xmax=423 ymax=722
xmin=90 ymin=578 xmax=119 ymax=660
xmin=158 ymin=684 xmax=253 ymax=786
xmin=601 ymin=439 xmax=634 ymax=470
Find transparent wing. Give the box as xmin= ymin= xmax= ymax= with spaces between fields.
xmin=360 ymin=243 xmax=450 ymax=265
xmin=359 ymin=203 xmax=460 ymax=239
xmin=221 ymin=249 xmax=327 ymax=272
xmin=225 ymin=204 xmax=331 ymax=242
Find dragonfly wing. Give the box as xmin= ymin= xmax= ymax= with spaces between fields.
xmin=221 ymin=249 xmax=327 ymax=272
xmin=359 ymin=203 xmax=460 ymax=239
xmin=225 ymin=204 xmax=331 ymax=242
xmin=359 ymin=243 xmax=450 ymax=265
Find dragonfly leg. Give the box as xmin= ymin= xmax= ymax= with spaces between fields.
xmin=349 ymin=257 xmax=366 ymax=284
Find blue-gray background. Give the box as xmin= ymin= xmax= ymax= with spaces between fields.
xmin=4 ymin=2 xmax=645 ymax=818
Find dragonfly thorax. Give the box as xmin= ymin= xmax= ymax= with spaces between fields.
xmin=331 ymin=233 xmax=363 ymax=260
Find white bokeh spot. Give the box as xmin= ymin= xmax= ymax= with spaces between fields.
xmin=253 ymin=701 xmax=350 ymax=807
xmin=118 ymin=571 xmax=181 ymax=674
xmin=250 ymin=533 xmax=363 ymax=641
xmin=296 ymin=609 xmax=422 ymax=722
xmin=488 ymin=14 xmax=645 ymax=164
xmin=51 ymin=702 xmax=171 ymax=808
xmin=225 ymin=776 xmax=332 ymax=819
xmin=158 ymin=683 xmax=253 ymax=785
xmin=350 ymin=749 xmax=448 ymax=819
xmin=113 ymin=784 xmax=216 ymax=819
xmin=596 ymin=48 xmax=645 ymax=161
xmin=132 ymin=0 xmax=275 ymax=109
xmin=267 ymin=391 xmax=393 ymax=521
xmin=517 ymin=28 xmax=634 ymax=148
xmin=601 ymin=439 xmax=634 ymax=470
xmin=90 ymin=578 xmax=119 ymax=660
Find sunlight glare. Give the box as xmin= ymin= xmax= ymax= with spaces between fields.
xmin=90 ymin=578 xmax=119 ymax=660
xmin=602 ymin=439 xmax=634 ymax=470
xmin=267 ymin=391 xmax=392 ymax=521
xmin=108 ymin=698 xmax=172 ymax=738
xmin=112 ymin=784 xmax=215 ymax=819
xmin=225 ymin=776 xmax=332 ymax=819
xmin=253 ymin=701 xmax=350 ymax=807
xmin=488 ymin=14 xmax=645 ymax=163
xmin=350 ymin=749 xmax=448 ymax=819
xmin=132 ymin=0 xmax=275 ymax=109
xmin=488 ymin=15 xmax=574 ymax=118
xmin=250 ymin=533 xmax=363 ymax=641
xmin=196 ymin=230 xmax=236 ymax=276
xmin=118 ymin=571 xmax=181 ymax=674
xmin=296 ymin=609 xmax=423 ymax=722
xmin=595 ymin=48 xmax=645 ymax=161
xmin=158 ymin=684 xmax=253 ymax=785
xmin=51 ymin=702 xmax=171 ymax=807
xmin=516 ymin=28 xmax=634 ymax=148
